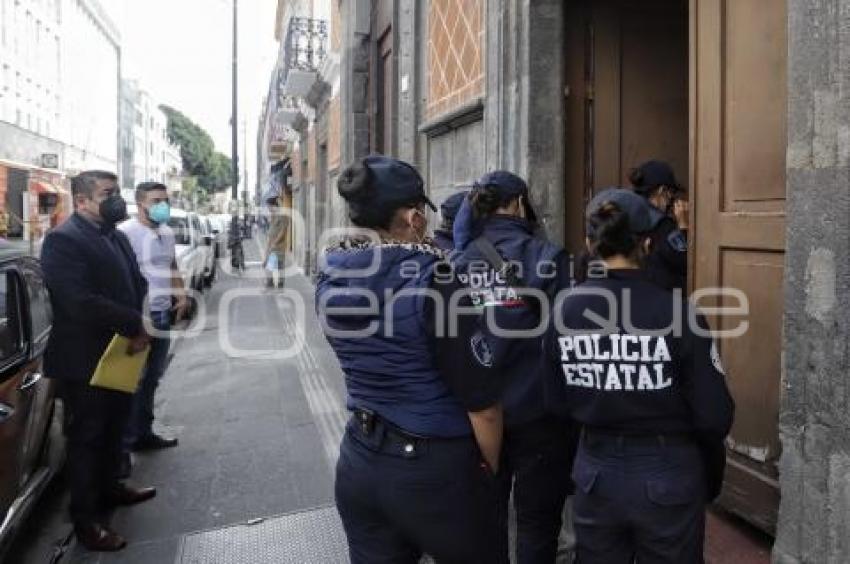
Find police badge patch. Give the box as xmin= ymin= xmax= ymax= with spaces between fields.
xmin=470 ymin=331 xmax=494 ymax=368
xmin=710 ymin=341 xmax=725 ymax=376
xmin=667 ymin=229 xmax=688 ymax=252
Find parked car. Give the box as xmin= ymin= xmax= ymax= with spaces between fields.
xmin=167 ymin=209 xmax=209 ymax=315
xmin=0 ymin=245 xmax=65 ymax=559
xmin=198 ymin=216 xmax=218 ymax=287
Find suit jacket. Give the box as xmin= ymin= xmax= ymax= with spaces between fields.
xmin=41 ymin=213 xmax=148 ymax=383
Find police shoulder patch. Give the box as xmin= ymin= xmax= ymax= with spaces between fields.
xmin=470 ymin=331 xmax=494 ymax=368
xmin=710 ymin=341 xmax=725 ymax=376
xmin=667 ymin=230 xmax=688 ymax=252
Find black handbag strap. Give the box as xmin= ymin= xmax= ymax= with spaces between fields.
xmin=472 ymin=236 xmax=525 ymax=288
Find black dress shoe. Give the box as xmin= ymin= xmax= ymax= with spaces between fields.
xmin=106 ymin=483 xmax=157 ymax=506
xmin=132 ymin=433 xmax=178 ymax=451
xmin=75 ymin=523 xmax=127 ymax=552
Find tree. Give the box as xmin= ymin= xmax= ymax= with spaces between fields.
xmin=161 ymin=105 xmax=237 ymax=192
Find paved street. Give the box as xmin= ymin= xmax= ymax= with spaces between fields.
xmin=8 ymin=240 xmax=352 ymax=564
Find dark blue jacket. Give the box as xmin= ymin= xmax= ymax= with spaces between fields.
xmin=432 ymin=230 xmax=454 ymax=252
xmin=41 ymin=213 xmax=148 ymax=384
xmin=316 ymin=241 xmax=473 ymax=437
xmin=546 ymin=269 xmax=734 ymax=438
xmin=452 ymin=216 xmax=571 ymax=427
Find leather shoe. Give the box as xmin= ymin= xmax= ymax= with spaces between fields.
xmin=75 ymin=523 xmax=127 ymax=552
xmin=132 ymin=433 xmax=178 ymax=451
xmin=106 ymin=483 xmax=157 ymax=506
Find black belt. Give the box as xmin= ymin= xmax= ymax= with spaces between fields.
xmin=351 ymin=408 xmax=434 ymax=458
xmin=581 ymin=427 xmax=694 ymax=448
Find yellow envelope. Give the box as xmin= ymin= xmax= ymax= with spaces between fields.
xmin=89 ymin=335 xmax=150 ymax=393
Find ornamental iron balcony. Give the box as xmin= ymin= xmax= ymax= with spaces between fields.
xmin=280 ymin=17 xmax=328 ymax=98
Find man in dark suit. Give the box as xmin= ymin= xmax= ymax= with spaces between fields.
xmin=41 ymin=170 xmax=157 ymax=552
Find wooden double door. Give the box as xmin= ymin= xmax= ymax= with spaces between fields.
xmin=565 ymin=0 xmax=787 ymax=533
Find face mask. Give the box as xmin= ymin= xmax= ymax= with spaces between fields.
xmin=99 ymin=194 xmax=127 ymax=225
xmin=148 ymin=201 xmax=171 ymax=224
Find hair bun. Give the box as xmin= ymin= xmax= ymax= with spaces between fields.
xmin=337 ymin=161 xmax=374 ymax=203
xmin=588 ymin=202 xmax=638 ymax=258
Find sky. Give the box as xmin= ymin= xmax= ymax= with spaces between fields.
xmin=112 ymin=0 xmax=279 ymax=193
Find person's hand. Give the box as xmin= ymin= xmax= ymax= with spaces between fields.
xmin=172 ymin=293 xmax=190 ymax=322
xmin=126 ymin=331 xmax=151 ymax=355
xmin=674 ymin=199 xmax=689 ymax=231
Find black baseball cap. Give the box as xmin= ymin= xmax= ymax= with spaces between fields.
xmin=586 ymin=188 xmax=654 ymax=235
xmin=475 ymin=170 xmax=528 ymax=198
xmin=363 ymin=155 xmax=437 ymax=211
xmin=440 ymin=191 xmax=468 ymax=222
xmin=630 ymin=160 xmax=683 ymax=195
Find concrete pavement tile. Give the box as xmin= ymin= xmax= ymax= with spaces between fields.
xmin=108 ymin=476 xmax=215 ymax=543
xmin=96 ymin=536 xmax=181 ymax=564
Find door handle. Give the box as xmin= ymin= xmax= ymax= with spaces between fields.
xmin=0 ymin=402 xmax=13 ymax=423
xmin=19 ymin=372 xmax=43 ymax=391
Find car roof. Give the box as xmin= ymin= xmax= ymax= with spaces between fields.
xmin=0 ymin=240 xmax=34 ymax=263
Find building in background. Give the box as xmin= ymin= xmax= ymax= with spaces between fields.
xmin=257 ymin=0 xmax=339 ymax=273
xmin=120 ymin=78 xmax=183 ymax=194
xmin=0 ymin=0 xmax=120 ymax=240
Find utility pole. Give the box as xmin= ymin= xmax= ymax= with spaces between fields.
xmin=230 ymin=0 xmax=239 ymax=232
xmin=243 ymin=120 xmax=249 ymax=206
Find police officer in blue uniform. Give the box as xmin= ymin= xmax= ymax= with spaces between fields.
xmin=316 ymin=156 xmax=506 ymax=564
xmin=545 ymin=188 xmax=734 ymax=563
xmin=452 ymin=171 xmax=575 ymax=564
xmin=433 ymin=191 xmax=468 ymax=251
xmin=628 ymin=160 xmax=689 ymax=291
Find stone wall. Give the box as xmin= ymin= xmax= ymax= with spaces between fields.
xmin=774 ymin=0 xmax=850 ymax=562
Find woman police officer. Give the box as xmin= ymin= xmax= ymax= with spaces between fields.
xmin=451 ymin=171 xmax=575 ymax=564
xmin=544 ymin=188 xmax=734 ymax=563
xmin=316 ymin=156 xmax=507 ymax=564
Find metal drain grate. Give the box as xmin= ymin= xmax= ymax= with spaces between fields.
xmin=177 ymin=505 xmax=349 ymax=564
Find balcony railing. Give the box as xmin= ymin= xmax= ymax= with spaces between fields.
xmin=279 ymin=17 xmax=328 ymax=98
xmin=285 ymin=17 xmax=328 ymax=72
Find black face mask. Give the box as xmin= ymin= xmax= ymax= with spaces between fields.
xmin=99 ymin=194 xmax=127 ymax=226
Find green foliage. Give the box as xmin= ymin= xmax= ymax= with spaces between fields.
xmin=161 ymin=105 xmax=237 ymax=192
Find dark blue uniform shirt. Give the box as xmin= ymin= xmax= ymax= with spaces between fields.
xmin=453 ymin=216 xmax=572 ymax=427
xmin=317 ymin=239 xmax=503 ymax=438
xmin=545 ymin=269 xmax=733 ymax=440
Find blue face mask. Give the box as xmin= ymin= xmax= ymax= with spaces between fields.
xmin=148 ymin=202 xmax=171 ymax=224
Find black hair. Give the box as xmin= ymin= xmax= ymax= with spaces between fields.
xmin=337 ymin=160 xmax=419 ymax=230
xmin=135 ymin=181 xmax=168 ymax=202
xmin=71 ymin=170 xmax=118 ymax=198
xmin=469 ymin=183 xmax=539 ymax=226
xmin=587 ymin=202 xmax=643 ymax=259
xmin=469 ymin=184 xmax=518 ymax=221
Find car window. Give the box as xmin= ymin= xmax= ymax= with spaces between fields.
xmin=20 ymin=264 xmax=51 ymax=344
xmin=168 ymin=216 xmax=191 ymax=245
xmin=0 ymin=271 xmax=23 ymax=364
xmin=192 ymin=216 xmax=203 ymax=235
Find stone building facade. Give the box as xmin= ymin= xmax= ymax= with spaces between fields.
xmin=260 ymin=1 xmax=850 ymax=559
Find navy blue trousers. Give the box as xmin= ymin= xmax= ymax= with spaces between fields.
xmin=335 ymin=419 xmax=505 ymax=564
xmin=571 ymin=433 xmax=707 ymax=564
xmin=497 ymin=417 xmax=574 ymax=564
